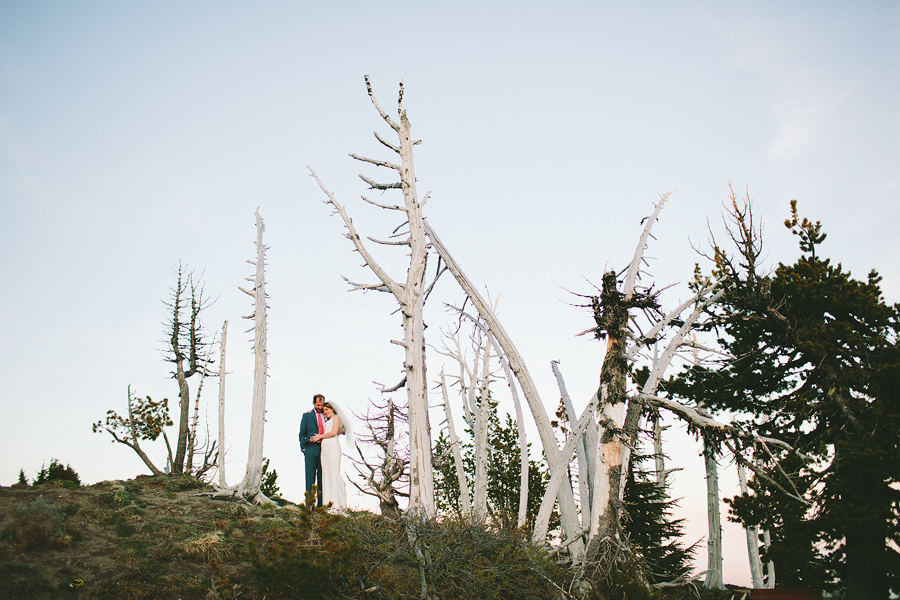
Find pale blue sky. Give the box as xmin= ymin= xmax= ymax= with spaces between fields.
xmin=2 ymin=1 xmax=898 ymax=586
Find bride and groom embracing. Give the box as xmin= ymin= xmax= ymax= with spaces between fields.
xmin=299 ymin=393 xmax=350 ymax=509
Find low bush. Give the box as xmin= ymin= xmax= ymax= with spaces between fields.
xmin=248 ymin=492 xmax=568 ymax=600
xmin=12 ymin=496 xmax=72 ymax=551
xmin=33 ymin=458 xmax=81 ymax=488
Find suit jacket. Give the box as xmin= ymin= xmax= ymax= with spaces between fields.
xmin=299 ymin=409 xmax=322 ymax=456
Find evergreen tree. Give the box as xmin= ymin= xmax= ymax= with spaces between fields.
xmin=622 ymin=452 xmax=696 ymax=586
xmin=434 ymin=399 xmax=556 ymax=532
xmin=259 ymin=458 xmax=282 ymax=504
xmin=675 ymin=201 xmax=900 ymax=597
xmin=33 ymin=458 xmax=81 ymax=487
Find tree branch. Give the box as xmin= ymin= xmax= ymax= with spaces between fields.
xmin=309 ymin=166 xmax=404 ymax=298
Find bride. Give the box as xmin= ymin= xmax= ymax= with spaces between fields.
xmin=310 ymin=401 xmax=349 ymax=509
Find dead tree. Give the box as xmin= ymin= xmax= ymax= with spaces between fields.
xmin=216 ymin=320 xmax=228 ymax=488
xmin=552 ymin=360 xmax=597 ymax=530
xmin=736 ymin=459 xmax=765 ymax=588
xmin=238 ymin=209 xmax=272 ymax=504
xmin=163 ymin=263 xmax=215 ymax=474
xmin=426 ymin=222 xmax=585 ymax=556
xmin=351 ymin=395 xmax=408 ymax=520
xmin=213 ymin=210 xmax=273 ymax=505
xmin=437 ymin=368 xmax=472 ymax=515
xmin=434 ymin=318 xmax=500 ymax=520
xmin=309 ymin=77 xmax=445 ymax=516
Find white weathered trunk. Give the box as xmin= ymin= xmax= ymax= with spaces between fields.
xmin=703 ymin=436 xmax=724 ymax=589
xmin=239 ymin=209 xmax=272 ymax=504
xmin=439 ymin=369 xmax=471 ymax=514
xmin=737 ymin=460 xmax=764 ymax=588
xmin=532 ymin=385 xmax=605 ymax=543
xmin=472 ymin=330 xmax=493 ymax=519
xmin=217 ymin=320 xmax=228 ymax=489
xmin=591 ymin=398 xmax=626 ymax=538
xmin=493 ymin=336 xmax=529 ymax=528
xmin=310 ymin=79 xmax=435 ymax=516
xmin=186 ymin=362 xmax=208 ymax=472
xmin=552 ymin=360 xmax=593 ymax=527
xmin=426 ymin=222 xmax=583 ymax=554
xmin=763 ymin=530 xmax=775 ymax=588
xmin=652 ymin=414 xmax=665 ymax=484
xmin=616 ymin=287 xmax=723 ymax=505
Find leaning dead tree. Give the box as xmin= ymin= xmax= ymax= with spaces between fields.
xmin=426 ymin=222 xmax=585 ymax=556
xmin=309 ymin=77 xmax=445 ymax=516
xmin=428 ymin=193 xmax=800 ymax=584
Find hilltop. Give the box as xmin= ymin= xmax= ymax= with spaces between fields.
xmin=0 ymin=475 xmax=576 ymax=600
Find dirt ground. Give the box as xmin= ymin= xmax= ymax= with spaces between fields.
xmin=0 ymin=475 xmax=287 ymax=600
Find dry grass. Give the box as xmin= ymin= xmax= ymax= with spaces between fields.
xmin=183 ymin=531 xmax=231 ymax=562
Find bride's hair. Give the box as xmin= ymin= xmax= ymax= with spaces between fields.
xmin=322 ymin=402 xmax=337 ymax=415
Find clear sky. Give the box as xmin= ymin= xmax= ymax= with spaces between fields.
xmin=2 ymin=1 xmax=898 ymax=587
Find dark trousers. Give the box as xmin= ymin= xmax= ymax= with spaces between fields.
xmin=304 ymin=450 xmax=323 ymax=506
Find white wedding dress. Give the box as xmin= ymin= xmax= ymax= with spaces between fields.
xmin=321 ymin=418 xmax=347 ymax=509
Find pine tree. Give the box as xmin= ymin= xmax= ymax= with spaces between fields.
xmin=622 ymin=452 xmax=696 ymax=586
xmin=678 ymin=201 xmax=900 ymax=597
xmin=434 ymin=399 xmax=556 ymax=532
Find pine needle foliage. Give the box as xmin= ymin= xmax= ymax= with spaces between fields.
xmin=33 ymin=458 xmax=81 ymax=488
xmin=673 ymin=199 xmax=900 ymax=598
xmin=247 ymin=490 xmax=359 ymax=599
xmin=434 ymin=398 xmax=557 ymax=533
xmin=622 ymin=453 xmax=696 ymax=586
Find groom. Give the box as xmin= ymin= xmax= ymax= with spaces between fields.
xmin=299 ymin=394 xmax=326 ymax=506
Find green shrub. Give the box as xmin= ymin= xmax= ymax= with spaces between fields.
xmin=12 ymin=496 xmax=71 ymax=550
xmin=248 ymin=492 xmax=359 ymax=599
xmin=166 ymin=473 xmax=202 ymax=492
xmin=260 ymin=457 xmax=280 ymax=499
xmin=33 ymin=458 xmax=81 ymax=487
xmin=341 ymin=515 xmax=568 ymax=600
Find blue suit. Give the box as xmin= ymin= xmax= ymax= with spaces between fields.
xmin=299 ymin=409 xmax=323 ymax=506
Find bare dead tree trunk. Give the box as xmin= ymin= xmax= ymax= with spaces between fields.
xmin=425 ymin=221 xmax=584 ymax=555
xmin=472 ymin=333 xmax=493 ymax=520
xmin=552 ymin=360 xmax=595 ymax=530
xmin=737 ymin=459 xmax=765 ymax=588
xmin=438 ymin=369 xmax=471 ymax=514
xmin=494 ymin=336 xmax=529 ymax=528
xmin=310 ymin=77 xmax=442 ymax=516
xmin=186 ymin=359 xmax=210 ymax=473
xmin=236 ymin=209 xmax=273 ymax=505
xmin=532 ymin=385 xmax=605 ymax=543
xmin=217 ymin=320 xmax=228 ymax=489
xmin=703 ymin=436 xmax=724 ymax=589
